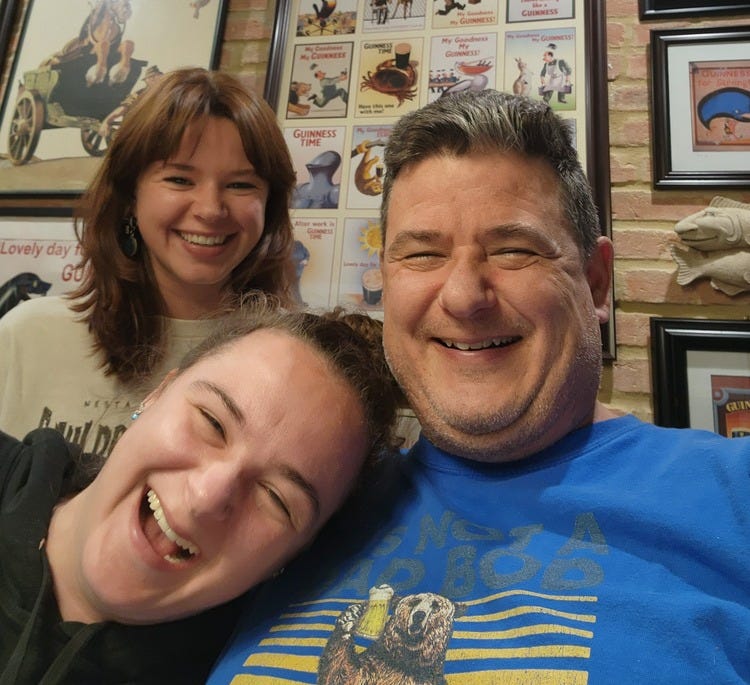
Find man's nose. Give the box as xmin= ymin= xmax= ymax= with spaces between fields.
xmin=437 ymin=255 xmax=498 ymax=318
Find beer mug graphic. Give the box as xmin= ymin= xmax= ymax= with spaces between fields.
xmin=361 ymin=268 xmax=383 ymax=306
xmin=355 ymin=584 xmax=394 ymax=638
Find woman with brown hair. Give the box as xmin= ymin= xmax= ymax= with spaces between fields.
xmin=0 ymin=67 xmax=296 ymax=455
xmin=0 ymin=299 xmax=403 ymax=684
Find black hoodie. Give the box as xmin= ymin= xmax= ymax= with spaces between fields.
xmin=0 ymin=429 xmax=241 ymax=685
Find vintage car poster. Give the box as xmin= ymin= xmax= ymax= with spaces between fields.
xmin=356 ymin=37 xmax=424 ymax=117
xmin=711 ymin=375 xmax=750 ymax=438
xmin=291 ymin=218 xmax=337 ymax=307
xmin=0 ymin=0 xmax=225 ymax=194
xmin=363 ymin=0 xmax=427 ymax=32
xmin=689 ymin=60 xmax=750 ymax=151
xmin=338 ymin=217 xmax=383 ymax=311
xmin=296 ymin=0 xmax=357 ymax=36
xmin=431 ymin=0 xmax=498 ymax=31
xmin=0 ymin=219 xmax=79 ymax=320
xmin=284 ymin=126 xmax=347 ymax=210
xmin=506 ymin=0 xmax=574 ymax=23
xmin=347 ymin=124 xmax=392 ymax=210
xmin=286 ymin=42 xmax=353 ymax=119
xmin=504 ymin=27 xmax=576 ymax=110
xmin=428 ymin=32 xmax=497 ymax=103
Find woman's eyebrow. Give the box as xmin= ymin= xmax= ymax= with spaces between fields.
xmin=163 ymin=161 xmax=259 ymax=177
xmin=192 ymin=380 xmax=245 ymax=426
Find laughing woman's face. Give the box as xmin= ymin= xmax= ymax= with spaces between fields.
xmin=47 ymin=329 xmax=367 ymax=625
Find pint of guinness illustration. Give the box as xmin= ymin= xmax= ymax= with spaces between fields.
xmin=394 ymin=43 xmax=412 ymax=70
xmin=361 ymin=267 xmax=383 ymax=305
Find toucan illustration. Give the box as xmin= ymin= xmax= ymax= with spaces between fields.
xmin=313 ymin=0 xmax=336 ymax=19
xmin=697 ymin=87 xmax=750 ymax=130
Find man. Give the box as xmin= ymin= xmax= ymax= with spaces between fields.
xmin=540 ymin=42 xmax=572 ymax=104
xmin=209 ymin=92 xmax=750 ymax=683
xmin=309 ymin=66 xmax=349 ymax=108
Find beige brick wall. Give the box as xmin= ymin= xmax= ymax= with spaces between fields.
xmin=605 ymin=1 xmax=750 ymax=420
xmin=220 ymin=0 xmax=277 ymax=94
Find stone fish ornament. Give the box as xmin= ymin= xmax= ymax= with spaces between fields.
xmin=670 ymin=196 xmax=750 ymax=296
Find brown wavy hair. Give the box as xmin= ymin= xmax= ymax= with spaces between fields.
xmin=70 ymin=67 xmax=296 ymax=384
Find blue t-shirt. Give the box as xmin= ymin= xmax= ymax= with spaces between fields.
xmin=209 ymin=416 xmax=750 ymax=684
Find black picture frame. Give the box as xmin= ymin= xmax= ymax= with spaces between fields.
xmin=264 ymin=0 xmax=616 ymax=359
xmin=650 ymin=317 xmax=750 ymax=431
xmin=640 ymin=0 xmax=750 ymax=20
xmin=0 ymin=0 xmax=228 ymax=217
xmin=0 ymin=1 xmax=18 ymax=80
xmin=650 ymin=25 xmax=750 ymax=190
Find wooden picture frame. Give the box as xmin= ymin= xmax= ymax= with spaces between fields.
xmin=650 ymin=25 xmax=750 ymax=189
xmin=265 ymin=0 xmax=616 ymax=358
xmin=0 ymin=0 xmax=228 ymax=216
xmin=640 ymin=0 xmax=750 ymax=20
xmin=650 ymin=317 xmax=750 ymax=435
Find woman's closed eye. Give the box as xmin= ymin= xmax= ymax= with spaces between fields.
xmin=260 ymin=483 xmax=292 ymax=521
xmin=199 ymin=407 xmax=225 ymax=440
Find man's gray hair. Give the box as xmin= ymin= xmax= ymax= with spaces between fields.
xmin=380 ymin=90 xmax=600 ymax=258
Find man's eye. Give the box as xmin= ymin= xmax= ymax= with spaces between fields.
xmin=199 ymin=408 xmax=225 ymax=439
xmin=496 ymin=247 xmax=535 ymax=255
xmin=404 ymin=251 xmax=443 ymax=260
xmin=490 ymin=246 xmax=540 ymax=259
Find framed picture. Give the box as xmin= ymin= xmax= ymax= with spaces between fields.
xmin=640 ymin=1 xmax=750 ymax=20
xmin=265 ymin=0 xmax=616 ymax=359
xmin=650 ymin=317 xmax=750 ymax=435
xmin=0 ymin=1 xmax=18 ymax=78
xmin=0 ymin=0 xmax=228 ymax=216
xmin=650 ymin=25 xmax=750 ymax=189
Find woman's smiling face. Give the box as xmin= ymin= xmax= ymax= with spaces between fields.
xmin=133 ymin=115 xmax=269 ymax=319
xmin=48 ymin=329 xmax=367 ymax=625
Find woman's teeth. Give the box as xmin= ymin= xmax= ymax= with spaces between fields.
xmin=178 ymin=232 xmax=227 ymax=246
xmin=146 ymin=489 xmax=199 ymax=562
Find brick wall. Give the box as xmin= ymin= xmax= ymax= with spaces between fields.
xmin=605 ymin=1 xmax=750 ymax=420
xmin=219 ymin=0 xmax=277 ymax=94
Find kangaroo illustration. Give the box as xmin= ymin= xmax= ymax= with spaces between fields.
xmin=512 ymin=57 xmax=531 ymax=97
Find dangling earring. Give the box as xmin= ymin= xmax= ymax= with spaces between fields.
xmin=121 ymin=215 xmax=140 ymax=258
xmin=130 ymin=402 xmax=145 ymax=421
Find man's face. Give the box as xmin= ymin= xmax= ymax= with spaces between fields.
xmin=381 ymin=151 xmax=611 ymax=462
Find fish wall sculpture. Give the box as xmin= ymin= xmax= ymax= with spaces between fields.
xmin=670 ymin=196 xmax=750 ymax=296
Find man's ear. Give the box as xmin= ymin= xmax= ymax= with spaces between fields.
xmin=141 ymin=368 xmax=178 ymax=411
xmin=586 ymin=236 xmax=614 ymax=325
